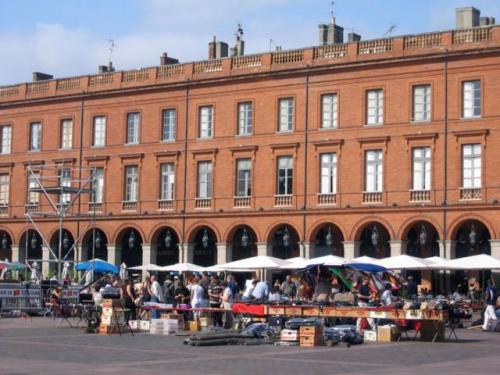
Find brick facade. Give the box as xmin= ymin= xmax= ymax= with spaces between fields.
xmin=1 ymin=26 xmax=500 ymax=278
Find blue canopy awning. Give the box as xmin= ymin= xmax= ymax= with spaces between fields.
xmin=75 ymin=259 xmax=119 ymax=274
xmin=344 ymin=262 xmax=387 ymax=273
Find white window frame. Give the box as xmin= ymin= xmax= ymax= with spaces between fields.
xmin=278 ymin=98 xmax=294 ymax=132
xmin=92 ymin=116 xmax=106 ymax=147
xmin=320 ymin=153 xmax=337 ymax=194
xmin=59 ymin=168 xmax=71 ymax=205
xmin=197 ymin=161 xmax=212 ymax=198
xmin=160 ymin=163 xmax=175 ymax=200
xmin=462 ymin=80 xmax=481 ymax=119
xmin=29 ymin=122 xmax=42 ymax=151
xmin=238 ymin=102 xmax=253 ymax=136
xmin=27 ymin=172 xmax=40 ymax=205
xmin=0 ymin=125 xmax=12 ymax=154
xmin=321 ymin=94 xmax=338 ymax=129
xmin=0 ymin=174 xmax=9 ymax=205
xmin=124 ymin=165 xmax=139 ymax=202
xmin=236 ymin=159 xmax=252 ymax=197
xmin=162 ymin=109 xmax=176 ymax=141
xmin=462 ymin=144 xmax=482 ymax=189
xmin=91 ymin=168 xmax=104 ymax=204
xmin=412 ymin=85 xmax=431 ymax=122
xmin=366 ymin=89 xmax=384 ymax=125
xmin=277 ymin=156 xmax=293 ymax=195
xmin=412 ymin=147 xmax=431 ymax=190
xmin=60 ymin=119 xmax=73 ymax=149
xmin=126 ymin=112 xmax=140 ymax=144
xmin=199 ymin=106 xmax=213 ymax=139
xmin=365 ymin=150 xmax=383 ymax=192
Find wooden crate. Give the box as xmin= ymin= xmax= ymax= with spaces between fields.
xmin=321 ymin=306 xmax=336 ymax=317
xmin=299 ymin=326 xmax=322 ymax=336
xmin=302 ymin=307 xmax=321 ymax=316
xmin=268 ymin=306 xmax=286 ymax=315
xmin=299 ymin=335 xmax=323 ymax=347
xmin=377 ymin=326 xmax=400 ymax=342
xmin=98 ymin=324 xmax=122 ymax=335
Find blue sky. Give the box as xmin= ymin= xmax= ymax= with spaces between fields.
xmin=1 ymin=0 xmax=499 ymax=85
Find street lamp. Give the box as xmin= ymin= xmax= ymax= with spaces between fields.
xmin=371 ymin=225 xmax=379 ymax=247
xmin=128 ymin=230 xmax=136 ymax=250
xmin=419 ymin=225 xmax=427 ymax=247
xmin=164 ymin=230 xmax=172 ymax=249
xmin=202 ymin=229 xmax=209 ymax=249
xmin=282 ymin=227 xmax=290 ymax=248
xmin=325 ymin=226 xmax=333 ymax=247
xmin=241 ymin=228 xmax=249 ymax=248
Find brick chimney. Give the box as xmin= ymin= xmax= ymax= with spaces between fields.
xmin=160 ymin=52 xmax=179 ymax=65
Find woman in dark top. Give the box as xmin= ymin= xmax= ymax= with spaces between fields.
xmin=121 ymin=278 xmax=137 ymax=321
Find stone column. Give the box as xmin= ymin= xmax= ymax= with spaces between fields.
xmin=301 ymin=242 xmax=312 ymax=259
xmin=389 ymin=241 xmax=403 ymax=257
xmin=142 ymin=244 xmax=152 ymax=279
xmin=42 ymin=246 xmax=50 ymax=277
xmin=489 ymin=240 xmax=500 ymax=259
xmin=178 ymin=243 xmax=187 ymax=263
xmin=342 ymin=241 xmax=358 ymax=260
xmin=256 ymin=242 xmax=269 ymax=257
xmin=107 ymin=245 xmax=117 ymax=265
xmin=11 ymin=245 xmax=19 ymax=262
xmin=186 ymin=243 xmax=194 ymax=263
xmin=216 ymin=243 xmax=228 ymax=264
xmin=438 ymin=240 xmax=454 ymax=260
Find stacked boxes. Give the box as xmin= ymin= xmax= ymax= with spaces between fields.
xmin=163 ymin=319 xmax=180 ymax=335
xmin=363 ymin=330 xmax=377 ymax=342
xmin=150 ymin=319 xmax=164 ymax=335
xmin=99 ymin=301 xmax=127 ymax=335
xmin=280 ymin=329 xmax=299 ymax=342
xmin=160 ymin=313 xmax=185 ymax=330
xmin=299 ymin=326 xmax=324 ymax=347
xmin=377 ymin=325 xmax=400 ymax=342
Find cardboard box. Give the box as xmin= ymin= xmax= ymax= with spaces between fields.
xmin=186 ymin=320 xmax=200 ymax=331
xmin=280 ymin=329 xmax=299 ymax=342
xmin=139 ymin=320 xmax=150 ymax=331
xmin=377 ymin=325 xmax=400 ymax=342
xmin=268 ymin=306 xmax=285 ymax=315
xmin=321 ymin=306 xmax=336 ymax=317
xmin=299 ymin=334 xmax=323 ymax=347
xmin=98 ymin=324 xmax=121 ymax=334
xmin=363 ymin=330 xmax=377 ymax=342
xmin=102 ymin=299 xmax=124 ymax=308
xmin=101 ymin=315 xmax=126 ymax=326
xmin=285 ymin=306 xmax=303 ymax=317
xmin=128 ymin=320 xmax=139 ymax=330
xmin=302 ymin=307 xmax=321 ymax=316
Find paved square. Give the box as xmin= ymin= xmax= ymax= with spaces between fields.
xmin=0 ymin=318 xmax=499 ymax=375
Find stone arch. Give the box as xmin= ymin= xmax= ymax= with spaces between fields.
xmin=307 ymin=219 xmax=348 ymax=244
xmin=397 ymin=215 xmax=444 ymax=241
xmin=0 ymin=229 xmax=13 ymax=262
xmin=452 ymin=219 xmax=491 ymax=258
xmin=309 ymin=222 xmax=345 ymax=258
xmin=149 ymin=226 xmax=180 ymax=266
xmin=186 ymin=222 xmax=221 ymax=244
xmin=190 ymin=226 xmax=218 ymax=267
xmin=116 ymin=227 xmax=143 ymax=268
xmin=82 ymin=227 xmax=109 ymax=261
xmin=224 ymin=221 xmax=263 ymax=244
xmin=448 ymin=214 xmax=496 ymax=241
xmin=226 ymin=224 xmax=258 ymax=261
xmin=48 ymin=229 xmax=75 ymax=274
xmin=265 ymin=221 xmax=301 ymax=244
xmin=268 ymin=224 xmax=300 ymax=259
xmin=0 ymin=227 xmax=16 ymax=245
xmin=111 ymin=223 xmax=147 ymax=246
xmin=401 ymin=220 xmax=440 ymax=258
xmin=18 ymin=230 xmax=43 ymax=263
xmin=350 ymin=216 xmax=396 ymax=242
xmin=354 ymin=221 xmax=392 ymax=259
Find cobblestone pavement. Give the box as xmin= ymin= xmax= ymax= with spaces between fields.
xmin=0 ymin=318 xmax=499 ymax=375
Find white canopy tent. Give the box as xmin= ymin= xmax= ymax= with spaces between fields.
xmin=279 ymin=256 xmax=308 ymax=269
xmin=376 ymin=254 xmax=433 ymax=270
xmin=158 ymin=263 xmax=205 ymax=273
xmin=445 ymin=254 xmax=500 ymax=270
xmin=221 ymin=255 xmax=288 ymax=270
xmin=304 ymin=255 xmax=346 ymax=267
xmin=128 ymin=264 xmax=163 ymax=272
xmin=425 ymin=256 xmax=453 ymax=270
xmin=351 ymin=256 xmax=381 ymax=264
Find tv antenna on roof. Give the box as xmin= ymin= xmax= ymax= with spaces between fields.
xmin=330 ymin=0 xmax=336 ymax=23
xmin=384 ymin=23 xmax=397 ymax=37
xmin=105 ymin=39 xmax=117 ymax=64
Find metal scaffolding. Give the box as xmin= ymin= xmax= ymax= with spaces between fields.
xmin=25 ymin=163 xmax=96 ymax=279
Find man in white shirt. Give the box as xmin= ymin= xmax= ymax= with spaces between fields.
xmin=150 ymin=275 xmax=163 ymax=319
xmin=251 ymin=280 xmax=269 ymax=301
xmin=381 ymin=283 xmax=394 ymax=306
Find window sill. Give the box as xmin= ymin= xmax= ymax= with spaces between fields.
xmin=235 ymin=133 xmax=253 ymax=138
xmin=91 ymin=145 xmax=105 ymax=149
xmin=410 ymin=119 xmax=431 ymax=124
xmin=364 ymin=123 xmax=383 ymax=127
xmin=124 ymin=142 xmax=140 ymax=146
xmin=161 ymin=139 xmax=176 ymax=144
xmin=318 ymin=126 xmax=338 ymax=131
xmin=276 ymin=130 xmax=294 ymax=134
xmin=460 ymin=116 xmax=482 ymax=121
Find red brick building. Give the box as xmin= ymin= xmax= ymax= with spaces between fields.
xmin=1 ymin=16 xmax=500 ymax=286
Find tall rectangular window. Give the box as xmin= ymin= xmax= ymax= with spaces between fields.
xmin=462 ymin=80 xmax=481 ymax=118
xmin=126 ymin=112 xmax=140 ymax=144
xmin=60 ymin=119 xmax=73 ymax=149
xmin=236 ymin=159 xmax=252 ymax=197
xmin=278 ymin=98 xmax=294 ymax=132
xmin=29 ymin=122 xmax=42 ymax=151
xmin=238 ymin=102 xmax=253 ymax=135
xmin=124 ymin=165 xmax=139 ymax=202
xmin=321 ymin=94 xmax=338 ymax=129
xmin=365 ymin=150 xmax=383 ymax=192
xmin=91 ymin=168 xmax=104 ymax=203
xmin=277 ymin=156 xmax=293 ymax=195
xmin=320 ymin=153 xmax=337 ymax=194
xmin=197 ymin=161 xmax=212 ymax=198
xmin=462 ymin=144 xmax=481 ymax=188
xmin=0 ymin=174 xmax=9 ymax=205
xmin=92 ymin=116 xmax=106 ymax=147
xmin=413 ymin=85 xmax=431 ymax=122
xmin=0 ymin=125 xmax=12 ymax=154
xmin=366 ymin=89 xmax=384 ymax=125
xmin=160 ymin=163 xmax=175 ymax=200
xmin=412 ymin=147 xmax=431 ymax=190
xmin=162 ymin=109 xmax=176 ymax=141
xmin=27 ymin=171 xmax=40 ymax=205
xmin=58 ymin=168 xmax=71 ymax=205
xmin=199 ymin=106 xmax=213 ymax=139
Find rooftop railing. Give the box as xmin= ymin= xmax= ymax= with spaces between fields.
xmin=1 ymin=26 xmax=498 ymax=103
